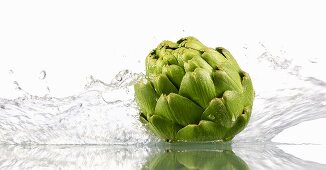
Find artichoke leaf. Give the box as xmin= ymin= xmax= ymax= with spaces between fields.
xmin=162 ymin=52 xmax=178 ymax=65
xmin=155 ymin=94 xmax=176 ymax=122
xmin=149 ymin=115 xmax=182 ymax=141
xmin=217 ymin=62 xmax=242 ymax=90
xmin=173 ymin=47 xmax=201 ymax=68
xmin=201 ymin=98 xmax=233 ymax=128
xmin=179 ymin=68 xmax=216 ymax=108
xmin=162 ymin=65 xmax=185 ymax=89
xmin=177 ymin=36 xmax=206 ymax=51
xmin=183 ymin=62 xmax=198 ymax=73
xmin=156 ymin=45 xmax=178 ymax=65
xmin=223 ymin=90 xmax=244 ymax=121
xmin=145 ymin=55 xmax=157 ymax=77
xmin=134 ymin=80 xmax=158 ymax=118
xmin=139 ymin=113 xmax=149 ymax=125
xmin=167 ymin=93 xmax=203 ymax=126
xmin=152 ymin=74 xmax=178 ymax=95
xmin=201 ymin=48 xmax=227 ymax=69
xmin=184 ymin=56 xmax=213 ymax=72
xmin=156 ymin=40 xmax=179 ymax=51
xmin=216 ymin=47 xmax=240 ymax=70
xmin=223 ymin=106 xmax=251 ymax=141
xmin=241 ymin=72 xmax=255 ymax=106
xmin=176 ymin=120 xmax=227 ymax=141
xmin=212 ymin=70 xmax=242 ymax=97
xmin=154 ymin=58 xmax=168 ymax=74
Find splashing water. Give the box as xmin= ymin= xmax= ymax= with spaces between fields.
xmin=0 ymin=70 xmax=155 ymax=145
xmin=1 ymin=45 xmax=326 ymax=169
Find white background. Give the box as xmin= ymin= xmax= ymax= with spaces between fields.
xmin=1 ymin=0 xmax=326 ymax=163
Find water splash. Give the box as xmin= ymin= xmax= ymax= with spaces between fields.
xmin=1 ymin=45 xmax=326 ymax=169
xmin=0 ymin=145 xmax=151 ymax=170
xmin=1 ymin=49 xmax=326 ymax=145
xmin=234 ymin=142 xmax=326 ymax=170
xmin=0 ymin=70 xmax=153 ymax=145
xmin=235 ymin=83 xmax=326 ymax=142
xmin=233 ymin=44 xmax=326 ymax=143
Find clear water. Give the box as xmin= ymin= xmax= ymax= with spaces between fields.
xmin=1 ymin=45 xmax=326 ymax=169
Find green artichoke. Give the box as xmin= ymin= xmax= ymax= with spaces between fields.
xmin=134 ymin=37 xmax=254 ymax=142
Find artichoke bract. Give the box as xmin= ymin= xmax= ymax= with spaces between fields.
xmin=134 ymin=37 xmax=254 ymax=142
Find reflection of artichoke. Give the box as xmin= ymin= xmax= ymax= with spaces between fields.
xmin=135 ymin=37 xmax=254 ymax=142
xmin=142 ymin=148 xmax=249 ymax=170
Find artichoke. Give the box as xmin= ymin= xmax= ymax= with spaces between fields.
xmin=134 ymin=37 xmax=254 ymax=142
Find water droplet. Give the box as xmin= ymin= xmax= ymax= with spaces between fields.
xmin=88 ymin=75 xmax=95 ymax=81
xmin=208 ymin=114 xmax=215 ymax=120
xmin=259 ymin=42 xmax=266 ymax=48
xmin=113 ymin=70 xmax=130 ymax=83
xmin=116 ymin=75 xmax=123 ymax=82
xmin=289 ymin=66 xmax=301 ymax=76
xmin=308 ymin=57 xmax=319 ymax=64
xmin=280 ymin=49 xmax=286 ymax=54
xmin=13 ymin=81 xmax=22 ymax=90
xmin=39 ymin=70 xmax=46 ymax=80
